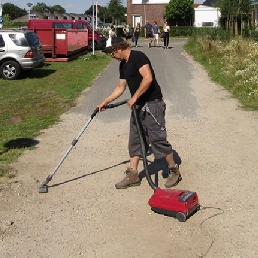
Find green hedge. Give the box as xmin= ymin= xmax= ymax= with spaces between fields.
xmin=169 ymin=26 xmax=194 ymax=37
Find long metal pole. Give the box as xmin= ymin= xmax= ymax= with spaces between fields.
xmin=92 ymin=0 xmax=95 ymax=55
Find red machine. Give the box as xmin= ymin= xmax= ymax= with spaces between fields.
xmin=132 ymin=106 xmax=200 ymax=222
xmin=148 ymin=188 xmax=200 ymax=222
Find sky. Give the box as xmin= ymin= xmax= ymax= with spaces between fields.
xmin=3 ymin=0 xmax=204 ymax=14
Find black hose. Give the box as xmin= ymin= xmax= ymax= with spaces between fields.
xmin=132 ymin=105 xmax=157 ymax=191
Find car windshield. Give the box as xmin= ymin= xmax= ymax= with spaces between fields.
xmin=85 ymin=21 xmax=93 ymax=29
xmin=25 ymin=32 xmax=40 ymax=46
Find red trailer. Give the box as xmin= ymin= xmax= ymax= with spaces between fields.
xmin=29 ymin=28 xmax=88 ymax=62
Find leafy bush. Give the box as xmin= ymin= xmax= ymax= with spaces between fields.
xmin=191 ymin=27 xmax=232 ymax=41
xmin=185 ymin=34 xmax=258 ymax=110
xmin=250 ymin=25 xmax=258 ymax=42
xmin=170 ymin=26 xmax=194 ymax=37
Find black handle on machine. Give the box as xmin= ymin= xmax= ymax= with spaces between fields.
xmin=91 ymin=99 xmax=129 ymax=119
xmin=132 ymin=105 xmax=157 ymax=191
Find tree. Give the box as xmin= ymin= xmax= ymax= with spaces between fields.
xmin=3 ymin=3 xmax=27 ymax=20
xmin=216 ymin=0 xmax=253 ymax=35
xmin=85 ymin=2 xmax=126 ymax=24
xmin=31 ymin=2 xmax=50 ymax=13
xmin=2 ymin=14 xmax=12 ymax=27
xmin=49 ymin=5 xmax=66 ymax=14
xmin=85 ymin=5 xmax=111 ymax=22
xmin=31 ymin=3 xmax=66 ymax=14
xmin=165 ymin=0 xmax=194 ymax=26
xmin=99 ymin=6 xmax=111 ymax=23
xmin=107 ymin=0 xmax=126 ymax=25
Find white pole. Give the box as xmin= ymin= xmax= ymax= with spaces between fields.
xmin=92 ymin=0 xmax=95 ymax=55
xmin=0 ymin=0 xmax=2 ymax=29
xmin=96 ymin=0 xmax=98 ymax=28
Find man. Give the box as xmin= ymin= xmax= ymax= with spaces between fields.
xmin=144 ymin=21 xmax=153 ymax=48
xmin=152 ymin=21 xmax=160 ymax=47
xmin=99 ymin=37 xmax=181 ymax=189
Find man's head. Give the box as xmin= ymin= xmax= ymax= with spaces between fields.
xmin=102 ymin=37 xmax=130 ymax=60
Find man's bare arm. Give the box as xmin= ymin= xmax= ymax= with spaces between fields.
xmin=98 ymin=79 xmax=127 ymax=111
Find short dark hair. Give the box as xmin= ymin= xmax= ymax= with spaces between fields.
xmin=102 ymin=37 xmax=130 ymax=54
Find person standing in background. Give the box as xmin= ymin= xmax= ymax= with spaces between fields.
xmin=133 ymin=22 xmax=141 ymax=48
xmin=106 ymin=25 xmax=116 ymax=47
xmin=152 ymin=21 xmax=160 ymax=47
xmin=123 ymin=24 xmax=133 ymax=45
xmin=144 ymin=21 xmax=153 ymax=48
xmin=163 ymin=21 xmax=170 ymax=49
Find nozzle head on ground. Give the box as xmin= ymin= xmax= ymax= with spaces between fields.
xmin=38 ymin=184 xmax=48 ymax=193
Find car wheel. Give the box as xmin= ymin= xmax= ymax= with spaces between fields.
xmin=0 ymin=61 xmax=22 ymax=80
xmin=89 ymin=40 xmax=98 ymax=51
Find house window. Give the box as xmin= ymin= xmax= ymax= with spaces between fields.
xmin=202 ymin=22 xmax=214 ymax=27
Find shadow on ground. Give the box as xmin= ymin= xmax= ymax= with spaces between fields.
xmin=0 ymin=138 xmax=39 ymax=155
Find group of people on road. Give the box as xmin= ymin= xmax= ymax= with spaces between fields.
xmin=106 ymin=21 xmax=171 ymax=49
xmin=144 ymin=20 xmax=170 ymax=49
xmin=118 ymin=21 xmax=171 ymax=49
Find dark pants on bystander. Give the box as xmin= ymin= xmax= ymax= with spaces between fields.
xmin=134 ymin=33 xmax=140 ymax=46
xmin=164 ymin=32 xmax=169 ymax=48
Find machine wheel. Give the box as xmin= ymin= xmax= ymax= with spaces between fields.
xmin=0 ymin=60 xmax=21 ymax=80
xmin=176 ymin=212 xmax=186 ymax=222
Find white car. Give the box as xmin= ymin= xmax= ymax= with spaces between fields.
xmin=0 ymin=29 xmax=45 ymax=80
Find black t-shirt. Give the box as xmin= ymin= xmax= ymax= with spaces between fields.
xmin=119 ymin=50 xmax=163 ymax=104
xmin=145 ymin=24 xmax=153 ymax=34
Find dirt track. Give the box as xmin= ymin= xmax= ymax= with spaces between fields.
xmin=1 ymin=39 xmax=258 ymax=258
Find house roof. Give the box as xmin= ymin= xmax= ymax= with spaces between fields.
xmin=202 ymin=0 xmax=218 ymax=6
xmin=195 ymin=5 xmax=220 ymax=10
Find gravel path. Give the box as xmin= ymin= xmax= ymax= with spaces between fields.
xmin=1 ymin=39 xmax=258 ymax=258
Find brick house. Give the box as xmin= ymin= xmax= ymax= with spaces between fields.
xmin=126 ymin=0 xmax=170 ymax=27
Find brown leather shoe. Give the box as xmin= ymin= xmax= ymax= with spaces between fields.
xmin=164 ymin=165 xmax=182 ymax=188
xmin=115 ymin=168 xmax=141 ymax=189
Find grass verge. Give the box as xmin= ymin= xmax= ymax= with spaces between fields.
xmin=0 ymin=52 xmax=111 ymax=178
xmin=184 ymin=36 xmax=258 ymax=110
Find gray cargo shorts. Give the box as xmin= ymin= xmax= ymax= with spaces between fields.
xmin=129 ymin=99 xmax=173 ymax=159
